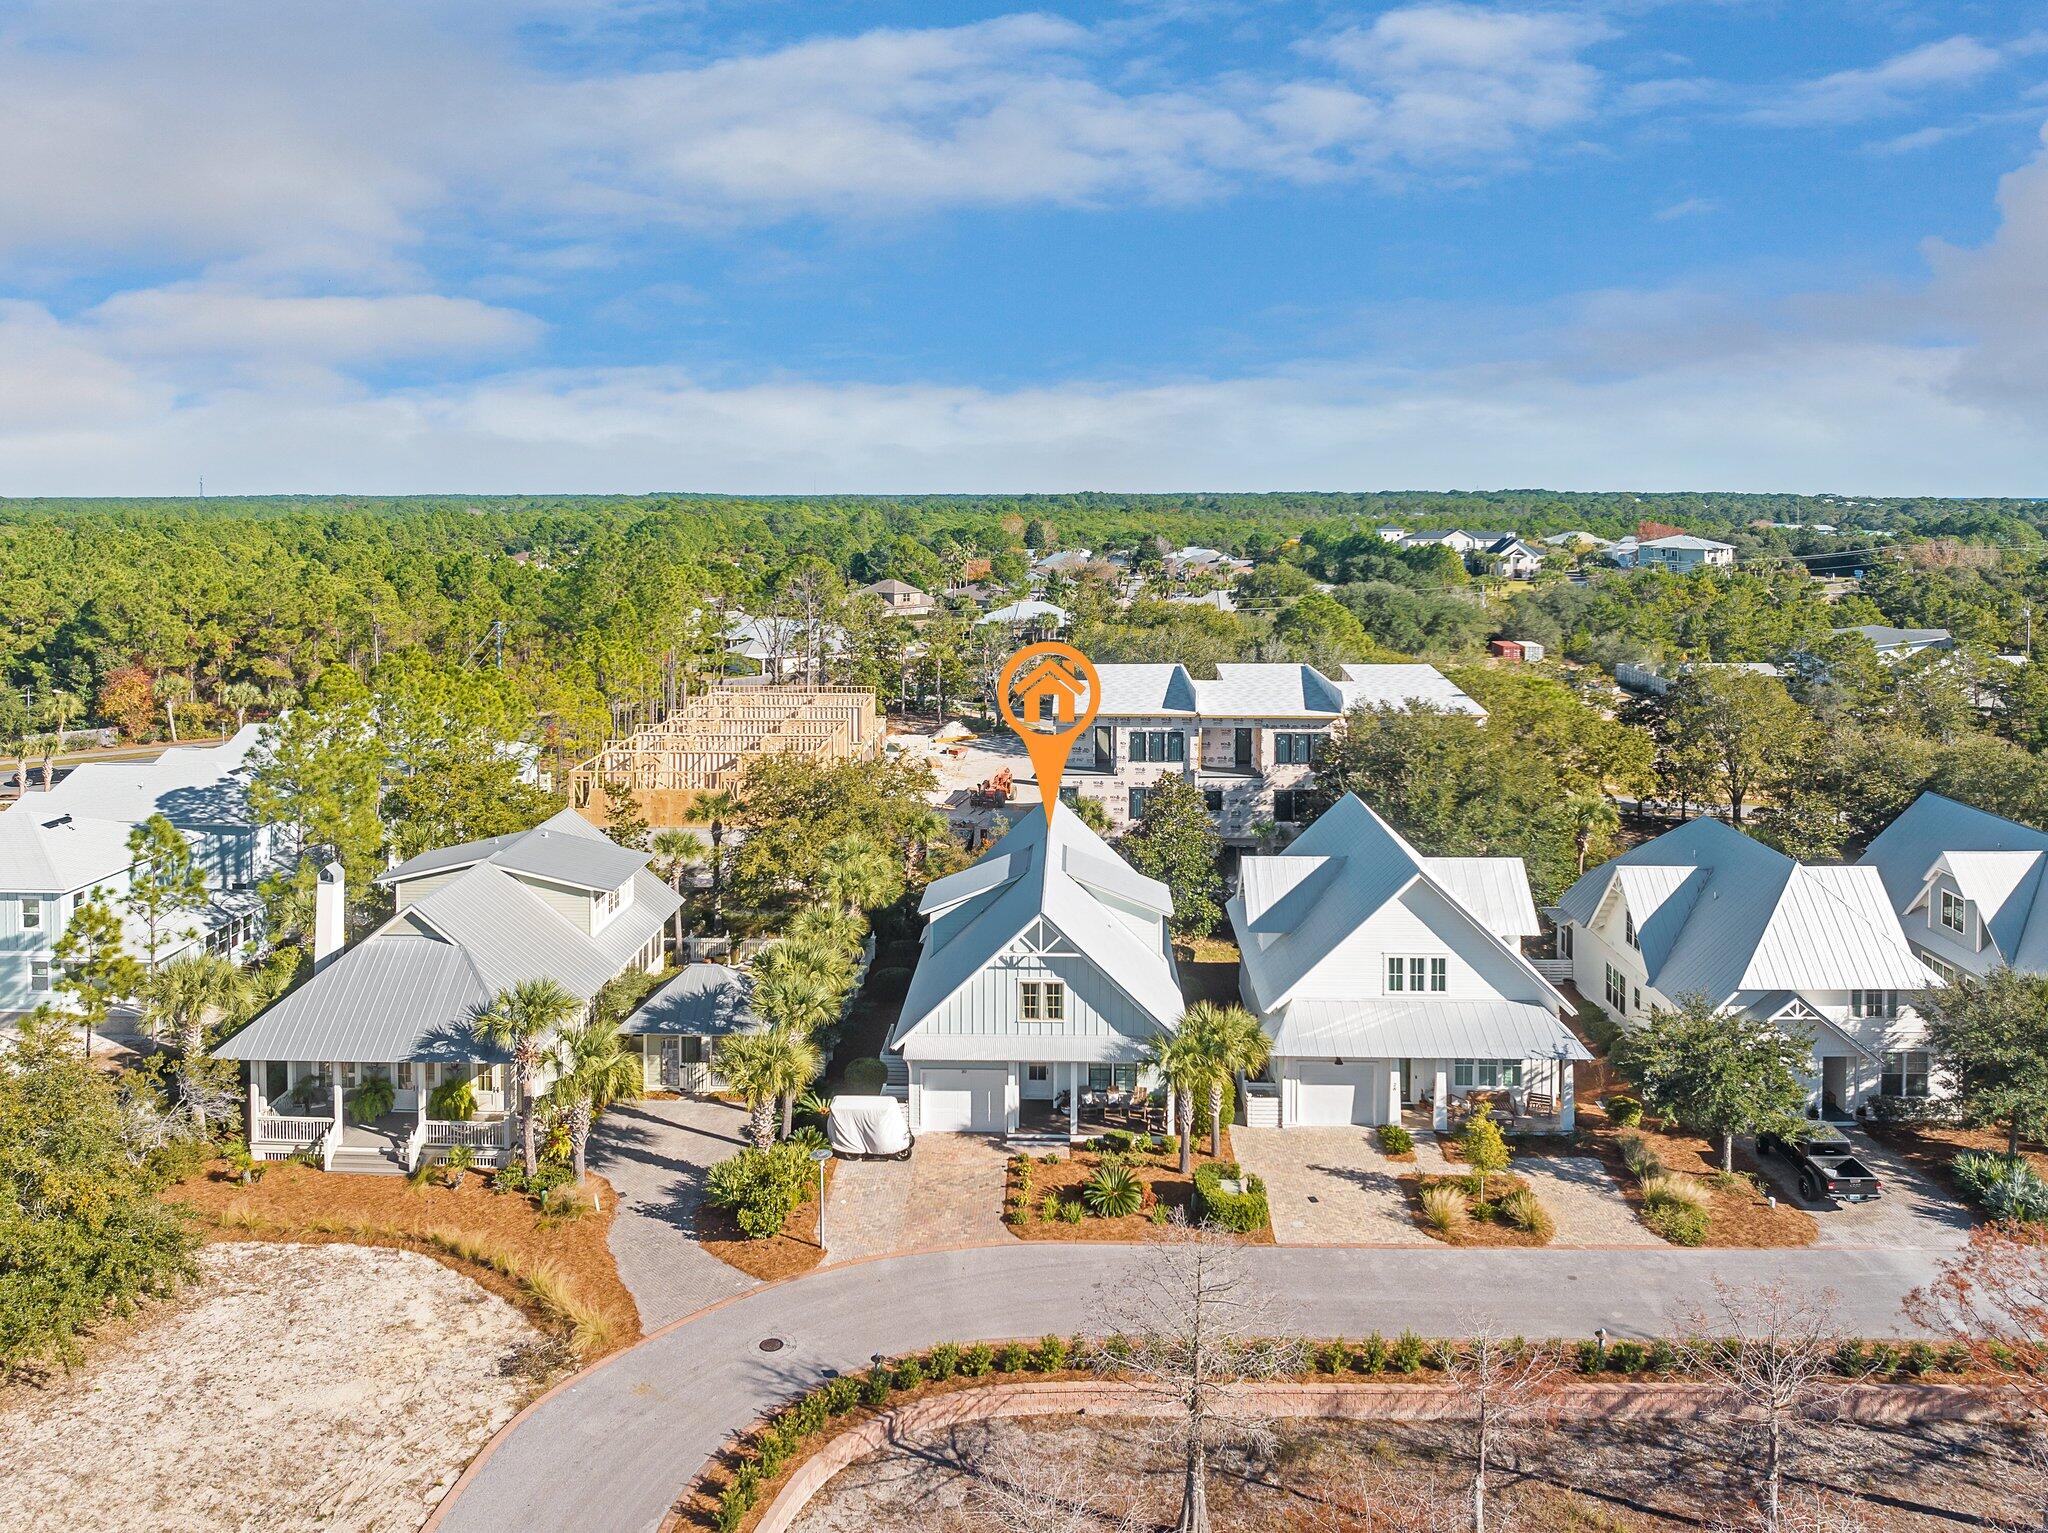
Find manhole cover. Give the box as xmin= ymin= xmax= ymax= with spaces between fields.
xmin=759 ymin=1337 xmax=786 ymax=1353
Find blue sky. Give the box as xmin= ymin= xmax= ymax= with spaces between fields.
xmin=2 ymin=0 xmax=2047 ymax=494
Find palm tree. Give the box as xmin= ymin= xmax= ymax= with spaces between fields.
xmin=219 ymin=681 xmax=264 ymax=731
xmin=681 ymin=789 xmax=743 ymax=932
xmin=714 ymin=1028 xmax=813 ymax=1149
xmin=157 ymin=673 xmax=191 ymax=743
xmin=899 ymin=805 xmax=951 ymax=880
xmin=550 ymin=1015 xmax=644 ymax=1183
xmin=650 ymin=827 xmax=707 ymax=893
xmin=784 ymin=905 xmax=864 ymax=954
xmin=752 ymin=971 xmax=838 ymax=1135
xmin=470 ymin=978 xmax=581 ymax=1177
xmin=754 ymin=935 xmax=855 ymax=998
xmin=817 ymin=834 xmax=897 ymax=920
xmin=1145 ymin=1027 xmax=1214 ymax=1176
xmin=144 ymin=953 xmax=250 ymax=1130
xmin=41 ymin=689 xmax=80 ymax=749
xmin=1181 ymin=1002 xmax=1271 ymax=1160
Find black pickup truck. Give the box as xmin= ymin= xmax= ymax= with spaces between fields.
xmin=1756 ymin=1127 xmax=1883 ymax=1203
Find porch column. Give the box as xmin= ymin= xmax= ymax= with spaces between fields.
xmin=331 ymin=1065 xmax=344 ymax=1137
xmin=416 ymin=1073 xmax=428 ymax=1131
xmin=1432 ymin=1070 xmax=1449 ymax=1133
xmin=1558 ymin=1056 xmax=1576 ymax=1133
xmin=1067 ymin=1063 xmax=1078 ymax=1136
xmin=246 ymin=1069 xmax=261 ymax=1145
xmin=1385 ymin=1062 xmax=1402 ymax=1126
xmin=1164 ymin=1081 xmax=1175 ymax=1136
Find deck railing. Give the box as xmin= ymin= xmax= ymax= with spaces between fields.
xmin=254 ymin=1113 xmax=329 ymax=1146
xmin=425 ymin=1118 xmax=512 ymax=1149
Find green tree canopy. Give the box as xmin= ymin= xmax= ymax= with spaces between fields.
xmin=1119 ymin=774 xmax=1224 ymax=940
xmin=1612 ymin=995 xmax=1812 ymax=1172
xmin=1918 ymin=967 xmax=2048 ymax=1160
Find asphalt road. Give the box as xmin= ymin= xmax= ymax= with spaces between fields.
xmin=430 ymin=1240 xmax=1949 ymax=1533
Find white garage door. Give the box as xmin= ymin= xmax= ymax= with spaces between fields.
xmin=918 ymin=1067 xmax=1009 ymax=1133
xmin=1292 ymin=1061 xmax=1382 ymax=1127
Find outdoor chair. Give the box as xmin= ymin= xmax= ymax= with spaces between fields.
xmin=1122 ymin=1087 xmax=1152 ymax=1128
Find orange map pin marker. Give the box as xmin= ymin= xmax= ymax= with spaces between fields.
xmin=996 ymin=641 xmax=1101 ymax=823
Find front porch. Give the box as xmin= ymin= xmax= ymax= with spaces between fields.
xmin=246 ymin=1059 xmax=516 ymax=1173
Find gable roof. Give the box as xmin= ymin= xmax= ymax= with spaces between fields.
xmin=1229 ymin=794 xmax=1565 ymax=1014
xmin=219 ymin=825 xmax=680 ymax=1064
xmin=379 ymin=806 xmax=644 ymax=892
xmin=1089 ymin=662 xmax=1483 ymax=721
xmin=1639 ymin=534 xmax=1733 ymax=552
xmin=622 ymin=963 xmax=756 ymax=1037
xmin=1556 ymin=817 xmax=1928 ymax=1002
xmin=1861 ymin=792 xmax=2048 ymax=970
xmin=891 ymin=807 xmax=1181 ymax=1048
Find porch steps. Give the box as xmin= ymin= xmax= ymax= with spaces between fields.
xmin=328 ymin=1144 xmax=406 ymax=1176
xmin=880 ymin=1053 xmax=909 ymax=1101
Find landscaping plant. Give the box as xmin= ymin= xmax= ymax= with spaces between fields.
xmin=1419 ymin=1183 xmax=1468 ymax=1234
xmin=349 ymin=1073 xmax=395 ymax=1122
xmin=1376 ymin=1122 xmax=1415 ymax=1156
xmin=1459 ymin=1113 xmax=1510 ymax=1205
xmin=1082 ymin=1162 xmax=1143 ymax=1219
xmin=706 ymin=1141 xmax=815 ymax=1238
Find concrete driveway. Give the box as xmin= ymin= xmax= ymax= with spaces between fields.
xmin=1747 ymin=1125 xmax=1973 ymax=1251
xmin=820 ymin=1133 xmax=1009 ymax=1263
xmin=588 ymin=1097 xmax=760 ymax=1327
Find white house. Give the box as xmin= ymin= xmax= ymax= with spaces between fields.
xmin=1860 ymin=791 xmax=2048 ymax=988
xmin=1635 ymin=534 xmax=1735 ymax=573
xmin=1478 ymin=536 xmax=1544 ymax=580
xmin=1062 ymin=661 xmax=1485 ymax=843
xmin=618 ymin=960 xmax=757 ymax=1093
xmin=1837 ymin=624 xmax=1954 ymax=662
xmin=1401 ymin=529 xmax=1484 ymax=555
xmin=217 ymin=809 xmax=681 ymax=1172
xmin=886 ymin=804 xmax=1184 ymax=1136
xmin=860 ymin=579 xmax=936 ymax=617
xmin=0 ymin=726 xmax=281 ymax=1014
xmin=1229 ymin=795 xmax=1587 ymax=1131
xmin=1554 ymin=817 xmax=1935 ymax=1116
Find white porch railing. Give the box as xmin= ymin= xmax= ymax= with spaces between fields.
xmin=403 ymin=1119 xmax=428 ymax=1172
xmin=319 ymin=1125 xmax=340 ymax=1171
xmin=1531 ymin=957 xmax=1574 ymax=982
xmin=425 ymin=1119 xmax=511 ymax=1149
xmin=254 ymin=1113 xmax=329 ymax=1147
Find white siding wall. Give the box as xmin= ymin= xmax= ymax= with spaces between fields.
xmin=509 ymin=873 xmax=600 ymax=933
xmin=1289 ymin=882 xmax=1547 ymax=1007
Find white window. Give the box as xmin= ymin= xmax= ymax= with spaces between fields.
xmin=1386 ymin=956 xmax=1446 ymax=993
xmin=1938 ymin=888 xmax=1967 ymax=936
xmin=1020 ymin=981 xmax=1065 ymax=1022
xmin=29 ymin=959 xmax=52 ymax=992
xmin=1027 ymin=1064 xmax=1048 ymax=1082
xmin=1453 ymin=1060 xmax=1524 ymax=1089
xmin=1925 ymin=954 xmax=1959 ymax=985
xmin=1850 ymin=989 xmax=1898 ymax=1019
xmin=1624 ymin=910 xmax=1639 ymax=950
xmin=397 ymin=1062 xmax=414 ymax=1089
xmin=1604 ymin=962 xmax=1627 ymax=1013
xmin=19 ymin=899 xmax=40 ymax=930
xmin=594 ymin=886 xmax=622 ymax=924
xmin=1881 ymin=1050 xmax=1931 ymax=1098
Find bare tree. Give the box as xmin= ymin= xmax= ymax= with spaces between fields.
xmin=1302 ymin=1452 xmax=1470 ymax=1532
xmin=1091 ymin=1219 xmax=1303 ymax=1533
xmin=1909 ymin=1222 xmax=2048 ymax=1532
xmin=964 ymin=1424 xmax=1142 ymax=1533
xmin=1676 ymin=1280 xmax=1848 ymax=1533
xmin=1434 ymin=1325 xmax=1566 ymax=1533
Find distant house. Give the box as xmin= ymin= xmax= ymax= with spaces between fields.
xmin=886 ymin=805 xmax=1184 ymax=1136
xmin=976 ymin=599 xmax=1070 ymax=635
xmin=860 ymin=578 xmax=936 ymax=617
xmin=1478 ymin=536 xmax=1544 ymax=579
xmin=1613 ymin=659 xmax=1780 ymax=697
xmin=1230 ymin=795 xmax=1587 ymax=1131
xmin=1860 ymin=792 xmax=2048 ymax=987
xmin=217 ymin=810 xmax=681 ymax=1173
xmin=618 ymin=961 xmax=757 ymax=1093
xmin=1543 ymin=530 xmax=1611 ymax=552
xmin=1837 ymin=624 xmax=1953 ymax=662
xmin=1030 ymin=549 xmax=1093 ymax=579
xmin=0 ymin=727 xmax=281 ymax=1014
xmin=1375 ymin=525 xmax=1408 ymax=543
xmin=723 ymin=612 xmax=844 ymax=682
xmin=1635 ymin=534 xmax=1736 ymax=573
xmin=1554 ymin=817 xmax=1934 ymax=1116
xmin=1166 ymin=590 xmax=1238 ymax=613
xmin=1401 ymin=529 xmax=1484 ymax=555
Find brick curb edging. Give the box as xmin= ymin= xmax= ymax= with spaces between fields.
xmin=691 ymin=1378 xmax=1995 ymax=1533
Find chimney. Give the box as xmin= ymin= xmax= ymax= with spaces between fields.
xmin=313 ymin=860 xmax=345 ymax=972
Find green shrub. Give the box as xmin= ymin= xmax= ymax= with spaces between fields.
xmin=1831 ymin=1341 xmax=1867 ymax=1376
xmin=843 ymin=1057 xmax=889 ymax=1095
xmin=1191 ymin=1162 xmax=1270 ymax=1234
xmin=1903 ymin=1341 xmax=1937 ymax=1378
xmin=1643 ymin=1200 xmax=1708 ymax=1246
xmin=1030 ymin=1334 xmax=1067 ymax=1372
xmin=1645 ymin=1340 xmax=1677 ymax=1375
xmin=427 ymin=1076 xmax=476 ymax=1121
xmin=1149 ymin=1203 xmax=1171 ymax=1226
xmin=1576 ymin=1340 xmax=1603 ymax=1374
xmin=1059 ymin=1198 xmax=1084 ymax=1225
xmin=706 ymin=1142 xmax=813 ymax=1239
xmin=349 ymin=1074 xmax=395 ymax=1122
xmin=1375 ymin=1123 xmax=1415 ymax=1156
xmin=1953 ymin=1151 xmax=2048 ymax=1222
xmin=1419 ymin=1183 xmax=1467 ymax=1233
xmin=1988 ymin=1341 xmax=2017 ymax=1371
xmin=822 ymin=1375 xmax=861 ymax=1414
xmin=1391 ymin=1330 xmax=1428 ymax=1375
xmin=1867 ymin=1343 xmax=1901 ymax=1378
xmin=1641 ymin=1174 xmax=1710 ymax=1215
xmin=862 ymin=1365 xmax=891 ymax=1405
xmin=1499 ymin=1187 xmax=1553 ymax=1240
xmin=1100 ymin=1129 xmax=1136 ymax=1155
xmin=1356 ymin=1333 xmax=1390 ymax=1374
xmin=1602 ymin=1094 xmax=1643 ymax=1128
xmin=1314 ymin=1341 xmax=1352 ymax=1374
xmin=1082 ymin=1163 xmax=1143 ymax=1219
xmin=1038 ymin=1193 xmax=1061 ymax=1222
xmin=1160 ymin=1133 xmax=1180 ymax=1161
xmin=1604 ymin=1340 xmax=1648 ymax=1373
xmin=868 ymin=965 xmax=913 ymax=999
xmin=1941 ymin=1342 xmax=1972 ymax=1374
xmin=1865 ymin=1093 xmax=1959 ymax=1125
xmin=994 ymin=1342 xmax=1031 ymax=1373
xmin=890 ymin=1355 xmax=926 ymax=1390
xmin=962 ymin=1343 xmax=995 ymax=1377
xmin=926 ymin=1342 xmax=962 ymax=1381
xmin=440 ymin=1144 xmax=476 ymax=1185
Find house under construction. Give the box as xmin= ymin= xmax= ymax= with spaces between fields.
xmin=569 ymin=685 xmax=883 ymax=828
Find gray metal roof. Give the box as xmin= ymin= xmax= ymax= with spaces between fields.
xmin=621 ymin=963 xmax=757 ymax=1037
xmin=1861 ymin=792 xmax=2048 ymax=970
xmin=379 ymin=807 xmax=646 ymax=893
xmin=1089 ymin=662 xmax=1482 ymax=721
xmin=1269 ymin=997 xmax=1592 ymax=1061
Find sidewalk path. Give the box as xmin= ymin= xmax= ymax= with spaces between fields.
xmin=430 ymin=1241 xmax=1949 ymax=1533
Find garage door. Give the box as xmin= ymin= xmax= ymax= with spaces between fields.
xmin=1292 ymin=1062 xmax=1382 ymax=1127
xmin=918 ymin=1067 xmax=1008 ymax=1133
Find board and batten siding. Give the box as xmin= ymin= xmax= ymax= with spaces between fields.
xmin=1289 ymin=882 xmax=1548 ymax=1008
xmin=910 ymin=926 xmax=1168 ymax=1050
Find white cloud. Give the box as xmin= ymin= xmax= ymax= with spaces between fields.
xmin=86 ymin=288 xmax=542 ymax=364
xmin=1753 ymin=36 xmax=2004 ymax=126
xmin=1654 ymin=195 xmax=1720 ymax=220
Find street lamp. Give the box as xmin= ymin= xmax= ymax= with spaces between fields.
xmin=812 ymin=1148 xmax=833 ymax=1253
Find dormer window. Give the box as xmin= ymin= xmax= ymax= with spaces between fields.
xmin=1624 ymin=910 xmax=1639 ymax=950
xmin=1937 ymin=888 xmax=1967 ymax=936
xmin=593 ymin=881 xmax=632 ymax=927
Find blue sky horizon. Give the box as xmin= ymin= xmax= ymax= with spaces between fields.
xmin=2 ymin=1 xmax=2046 ymax=496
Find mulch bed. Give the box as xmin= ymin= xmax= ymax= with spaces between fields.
xmin=1002 ymin=1135 xmax=1274 ymax=1244
xmin=168 ymin=1159 xmax=642 ymax=1356
xmin=1864 ymin=1120 xmax=2045 ymax=1206
xmin=699 ymin=1161 xmax=836 ymax=1282
xmin=1408 ymin=1170 xmax=1550 ymax=1247
xmin=1580 ymin=1113 xmax=1817 ymax=1248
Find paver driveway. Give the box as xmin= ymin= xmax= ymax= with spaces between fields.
xmin=821 ymin=1133 xmax=1010 ymax=1263
xmin=1747 ymin=1125 xmax=1973 ymax=1251
xmin=1516 ymin=1153 xmax=1661 ymax=1246
xmin=1233 ymin=1125 xmax=1440 ymax=1245
xmin=589 ymin=1096 xmax=759 ymax=1327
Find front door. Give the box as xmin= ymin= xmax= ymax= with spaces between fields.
xmin=1820 ymin=1056 xmax=1850 ymax=1117
xmin=659 ymin=1039 xmax=683 ymax=1090
xmin=1233 ymin=728 xmax=1254 ymax=770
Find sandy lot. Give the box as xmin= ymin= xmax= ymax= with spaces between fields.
xmin=0 ymin=1242 xmax=537 ymax=1533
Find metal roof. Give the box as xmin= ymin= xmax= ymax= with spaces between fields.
xmin=1557 ymin=817 xmax=1930 ymax=1003
xmin=1425 ymin=857 xmax=1542 ymax=938
xmin=1639 ymin=534 xmax=1734 ymax=551
xmin=379 ymin=807 xmax=645 ymax=892
xmin=891 ymin=806 xmax=1183 ymax=1049
xmin=1860 ymin=792 xmax=2048 ymax=943
xmin=1088 ymin=662 xmax=1482 ymax=721
xmin=622 ymin=963 xmax=756 ymax=1037
xmin=1268 ymin=998 xmax=1591 ymax=1061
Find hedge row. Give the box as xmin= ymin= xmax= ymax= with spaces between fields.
xmin=1191 ymin=1161 xmax=1269 ymax=1234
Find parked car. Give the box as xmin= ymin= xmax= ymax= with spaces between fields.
xmin=1756 ymin=1127 xmax=1883 ymax=1203
xmin=827 ymin=1095 xmax=914 ymax=1160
